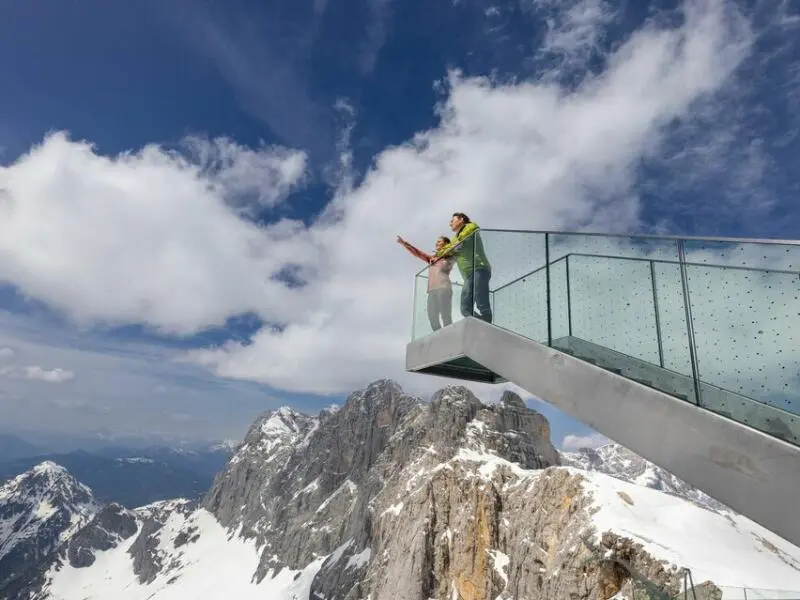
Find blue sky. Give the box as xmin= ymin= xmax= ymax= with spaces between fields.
xmin=0 ymin=0 xmax=798 ymax=448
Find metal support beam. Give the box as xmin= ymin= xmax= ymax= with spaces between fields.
xmin=406 ymin=318 xmax=800 ymax=549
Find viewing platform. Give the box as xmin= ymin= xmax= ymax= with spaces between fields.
xmin=406 ymin=230 xmax=800 ymax=548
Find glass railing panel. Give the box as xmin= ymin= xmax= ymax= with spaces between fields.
xmin=548 ymin=232 xmax=680 ymax=265
xmin=563 ymin=253 xmax=662 ymax=365
xmin=478 ymin=230 xmax=547 ymax=290
xmin=493 ymin=268 xmax=549 ymax=343
xmin=411 ymin=269 xmax=466 ymax=340
xmin=681 ymin=257 xmax=800 ymax=442
xmin=547 ymin=233 xmax=681 ymax=364
xmin=652 ymin=261 xmax=693 ymax=377
xmin=411 ymin=272 xmax=428 ymax=340
xmin=478 ymin=230 xmax=548 ymax=337
xmin=682 ymin=238 xmax=800 ymax=272
xmin=682 ymin=241 xmax=800 ymax=408
xmin=549 ymin=255 xmax=570 ymax=341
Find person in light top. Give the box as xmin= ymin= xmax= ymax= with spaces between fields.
xmin=396 ymin=235 xmax=455 ymax=331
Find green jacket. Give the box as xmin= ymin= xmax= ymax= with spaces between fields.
xmin=436 ymin=222 xmax=490 ymax=278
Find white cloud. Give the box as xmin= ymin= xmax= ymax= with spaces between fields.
xmin=0 ymin=0 xmax=769 ymax=402
xmin=23 ymin=366 xmax=75 ymax=383
xmin=182 ymin=136 xmax=307 ymax=215
xmin=562 ymin=432 xmax=610 ymax=451
xmin=539 ymin=0 xmax=617 ymax=71
xmin=0 ymin=132 xmax=312 ymax=335
xmin=184 ymin=0 xmax=753 ymax=394
xmin=0 ymin=346 xmax=14 ymax=358
xmin=0 ymin=360 xmax=75 ymax=383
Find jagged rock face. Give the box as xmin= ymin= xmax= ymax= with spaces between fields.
xmin=561 ymin=444 xmax=729 ymax=513
xmin=203 ymin=380 xmax=563 ymax=598
xmin=127 ymin=499 xmax=196 ymax=585
xmin=66 ymin=503 xmax=138 ymax=568
xmin=0 ymin=461 xmax=100 ymax=595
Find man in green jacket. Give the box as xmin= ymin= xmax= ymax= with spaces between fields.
xmin=436 ymin=212 xmax=492 ymax=323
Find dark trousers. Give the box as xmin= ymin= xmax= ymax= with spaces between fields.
xmin=461 ymin=267 xmax=492 ymax=323
xmin=427 ymin=287 xmax=453 ymax=331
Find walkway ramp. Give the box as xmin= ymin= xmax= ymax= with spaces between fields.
xmin=405 ymin=230 xmax=800 ymax=548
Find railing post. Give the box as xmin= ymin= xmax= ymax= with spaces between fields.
xmin=411 ymin=275 xmax=418 ymax=340
xmin=650 ymin=260 xmax=665 ymax=368
xmin=545 ymin=233 xmax=552 ymax=346
xmin=686 ymin=569 xmax=697 ymax=600
xmin=566 ymin=253 xmax=572 ymax=337
xmin=678 ymin=239 xmax=702 ymax=406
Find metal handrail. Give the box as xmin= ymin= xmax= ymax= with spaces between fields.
xmin=482 ymin=228 xmax=800 ymax=247
xmin=567 ymin=251 xmax=800 ymax=276
xmin=414 ymin=234 xmax=800 ymax=280
xmin=482 ymin=249 xmax=798 ymax=297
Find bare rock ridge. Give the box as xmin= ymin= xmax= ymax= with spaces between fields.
xmin=199 ymin=380 xmax=678 ymax=599
xmin=203 ymin=380 xmax=560 ymax=586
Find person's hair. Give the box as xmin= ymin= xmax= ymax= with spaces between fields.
xmin=438 ymin=236 xmax=451 ymax=244
xmin=452 ymin=212 xmax=471 ymax=223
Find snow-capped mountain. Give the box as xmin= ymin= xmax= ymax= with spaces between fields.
xmin=0 ymin=462 xmax=100 ymax=595
xmin=561 ymin=444 xmax=731 ymax=514
xmin=6 ymin=381 xmax=800 ymax=600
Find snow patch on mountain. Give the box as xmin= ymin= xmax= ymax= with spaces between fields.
xmin=45 ymin=508 xmax=325 ymax=600
xmin=575 ymin=468 xmax=800 ymax=588
xmin=561 ymin=443 xmax=729 ymax=513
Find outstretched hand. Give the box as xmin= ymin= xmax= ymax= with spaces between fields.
xmin=396 ymin=235 xmax=405 ymax=244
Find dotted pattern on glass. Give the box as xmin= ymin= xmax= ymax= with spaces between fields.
xmin=479 ymin=231 xmax=547 ymax=290
xmin=548 ymin=256 xmax=570 ymax=341
xmin=652 ymin=262 xmax=693 ymax=377
xmin=493 ymin=270 xmax=548 ymax=343
xmin=547 ymin=233 xmax=680 ymax=265
xmin=698 ymin=383 xmax=800 ymax=446
xmin=685 ymin=263 xmax=800 ymax=412
xmin=568 ymin=254 xmax=660 ymax=364
xmin=683 ymin=239 xmax=800 ymax=272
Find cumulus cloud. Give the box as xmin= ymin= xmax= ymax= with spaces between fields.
xmin=184 ymin=0 xmax=754 ymax=394
xmin=183 ymin=136 xmax=307 ymax=215
xmin=0 ymin=0 xmax=775 ymax=401
xmin=0 ymin=346 xmax=14 ymax=358
xmin=0 ymin=132 xmax=313 ymax=334
xmin=562 ymin=432 xmax=610 ymax=451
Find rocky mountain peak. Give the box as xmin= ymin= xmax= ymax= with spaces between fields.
xmin=0 ymin=461 xmax=97 ymax=521
xmin=200 ymin=379 xmax=562 ymax=591
xmin=0 ymin=461 xmax=100 ymax=596
xmin=428 ymin=386 xmax=559 ymax=469
xmin=561 ymin=443 xmax=730 ymax=513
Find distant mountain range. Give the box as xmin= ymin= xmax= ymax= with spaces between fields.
xmin=0 ymin=434 xmax=45 ymax=462
xmin=0 ymin=443 xmax=234 ymax=508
